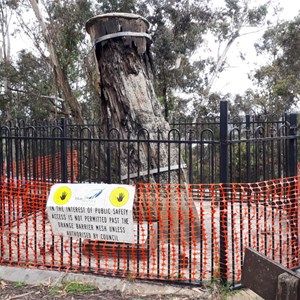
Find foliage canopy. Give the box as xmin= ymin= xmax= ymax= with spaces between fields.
xmin=0 ymin=0 xmax=298 ymax=122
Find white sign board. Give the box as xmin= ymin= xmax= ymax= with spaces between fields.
xmin=46 ymin=183 xmax=136 ymax=243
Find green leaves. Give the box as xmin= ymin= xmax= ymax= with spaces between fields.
xmin=96 ymin=0 xmax=137 ymax=13
xmin=0 ymin=50 xmax=55 ymax=119
xmin=2 ymin=0 xmax=292 ymax=122
xmin=133 ymin=0 xmax=211 ymax=120
xmin=250 ymin=15 xmax=300 ymax=115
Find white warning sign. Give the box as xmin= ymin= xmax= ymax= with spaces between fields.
xmin=46 ymin=184 xmax=136 ymax=243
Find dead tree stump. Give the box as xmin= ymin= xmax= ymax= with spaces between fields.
xmin=86 ymin=13 xmax=200 ymax=243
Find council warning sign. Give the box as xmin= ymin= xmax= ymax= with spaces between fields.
xmin=46 ymin=184 xmax=135 ymax=243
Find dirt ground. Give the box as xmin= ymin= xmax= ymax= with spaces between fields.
xmin=0 ymin=279 xmax=206 ymax=300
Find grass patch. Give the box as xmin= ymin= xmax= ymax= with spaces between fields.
xmin=204 ymin=280 xmax=237 ymax=300
xmin=14 ymin=281 xmax=26 ymax=288
xmin=49 ymin=286 xmax=60 ymax=296
xmin=62 ymin=281 xmax=98 ymax=293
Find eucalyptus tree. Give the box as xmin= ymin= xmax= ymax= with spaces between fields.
xmin=27 ymin=0 xmax=95 ymax=123
xmin=250 ymin=15 xmax=300 ymax=115
xmin=86 ymin=12 xmax=201 ymax=241
xmin=0 ymin=0 xmax=95 ymax=122
xmin=0 ymin=0 xmax=17 ymax=120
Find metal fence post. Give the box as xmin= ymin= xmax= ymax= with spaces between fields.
xmin=219 ymin=100 xmax=228 ymax=284
xmin=287 ymin=113 xmax=297 ymax=177
xmin=188 ymin=129 xmax=193 ymax=184
xmin=286 ymin=113 xmax=298 ymax=266
xmin=60 ymin=118 xmax=68 ymax=183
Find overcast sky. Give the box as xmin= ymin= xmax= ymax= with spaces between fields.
xmin=7 ymin=0 xmax=300 ymax=97
xmin=211 ymin=0 xmax=300 ymax=95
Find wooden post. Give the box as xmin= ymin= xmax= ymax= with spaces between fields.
xmin=242 ymin=248 xmax=300 ymax=300
xmin=276 ymin=272 xmax=300 ymax=300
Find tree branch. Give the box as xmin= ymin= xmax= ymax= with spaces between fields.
xmin=6 ymin=86 xmax=64 ymax=108
xmin=29 ymin=0 xmax=84 ymax=124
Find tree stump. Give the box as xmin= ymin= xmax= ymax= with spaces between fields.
xmin=86 ymin=13 xmax=200 ymax=243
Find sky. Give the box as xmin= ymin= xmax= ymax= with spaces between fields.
xmin=5 ymin=0 xmax=300 ymax=97
xmin=210 ymin=0 xmax=300 ymax=95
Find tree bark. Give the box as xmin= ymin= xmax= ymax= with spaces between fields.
xmin=86 ymin=13 xmax=180 ymax=182
xmin=86 ymin=13 xmax=200 ymax=242
xmin=0 ymin=1 xmax=12 ymax=120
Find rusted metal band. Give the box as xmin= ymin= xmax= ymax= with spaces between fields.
xmin=94 ymin=31 xmax=152 ymax=45
xmin=85 ymin=13 xmax=151 ymax=33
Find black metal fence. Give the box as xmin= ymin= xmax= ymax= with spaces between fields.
xmin=0 ymin=100 xmax=299 ymax=286
xmin=1 ymin=101 xmax=298 ymax=185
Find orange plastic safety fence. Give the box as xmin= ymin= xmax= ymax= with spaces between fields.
xmin=2 ymin=150 xmax=78 ymax=182
xmin=0 ymin=175 xmax=299 ymax=285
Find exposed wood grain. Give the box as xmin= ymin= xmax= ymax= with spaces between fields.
xmin=86 ymin=13 xmax=201 ymax=242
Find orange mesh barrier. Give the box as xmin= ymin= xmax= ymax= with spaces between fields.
xmin=2 ymin=150 xmax=78 ymax=182
xmin=0 ymin=176 xmax=299 ymax=284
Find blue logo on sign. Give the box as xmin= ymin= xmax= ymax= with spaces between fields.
xmin=87 ymin=189 xmax=104 ymax=200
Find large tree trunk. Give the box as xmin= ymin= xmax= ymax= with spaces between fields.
xmin=86 ymin=13 xmax=180 ymax=181
xmin=0 ymin=1 xmax=13 ymax=120
xmin=29 ymin=0 xmax=84 ymax=124
xmin=86 ymin=13 xmax=200 ymax=242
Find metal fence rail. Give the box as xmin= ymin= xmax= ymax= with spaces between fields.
xmin=0 ymin=100 xmax=299 ymax=287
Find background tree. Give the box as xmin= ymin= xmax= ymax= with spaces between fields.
xmin=96 ymin=0 xmax=136 ymax=12
xmin=0 ymin=0 xmax=17 ymax=120
xmin=0 ymin=50 xmax=55 ymax=119
xmin=1 ymin=0 xmax=295 ymax=123
xmin=205 ymin=0 xmax=268 ymax=93
xmin=0 ymin=0 xmax=95 ymax=122
xmin=137 ymin=0 xmax=212 ymax=121
xmin=191 ymin=0 xmax=270 ymax=119
xmin=248 ymin=16 xmax=300 ymax=115
xmin=28 ymin=0 xmax=95 ymax=124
